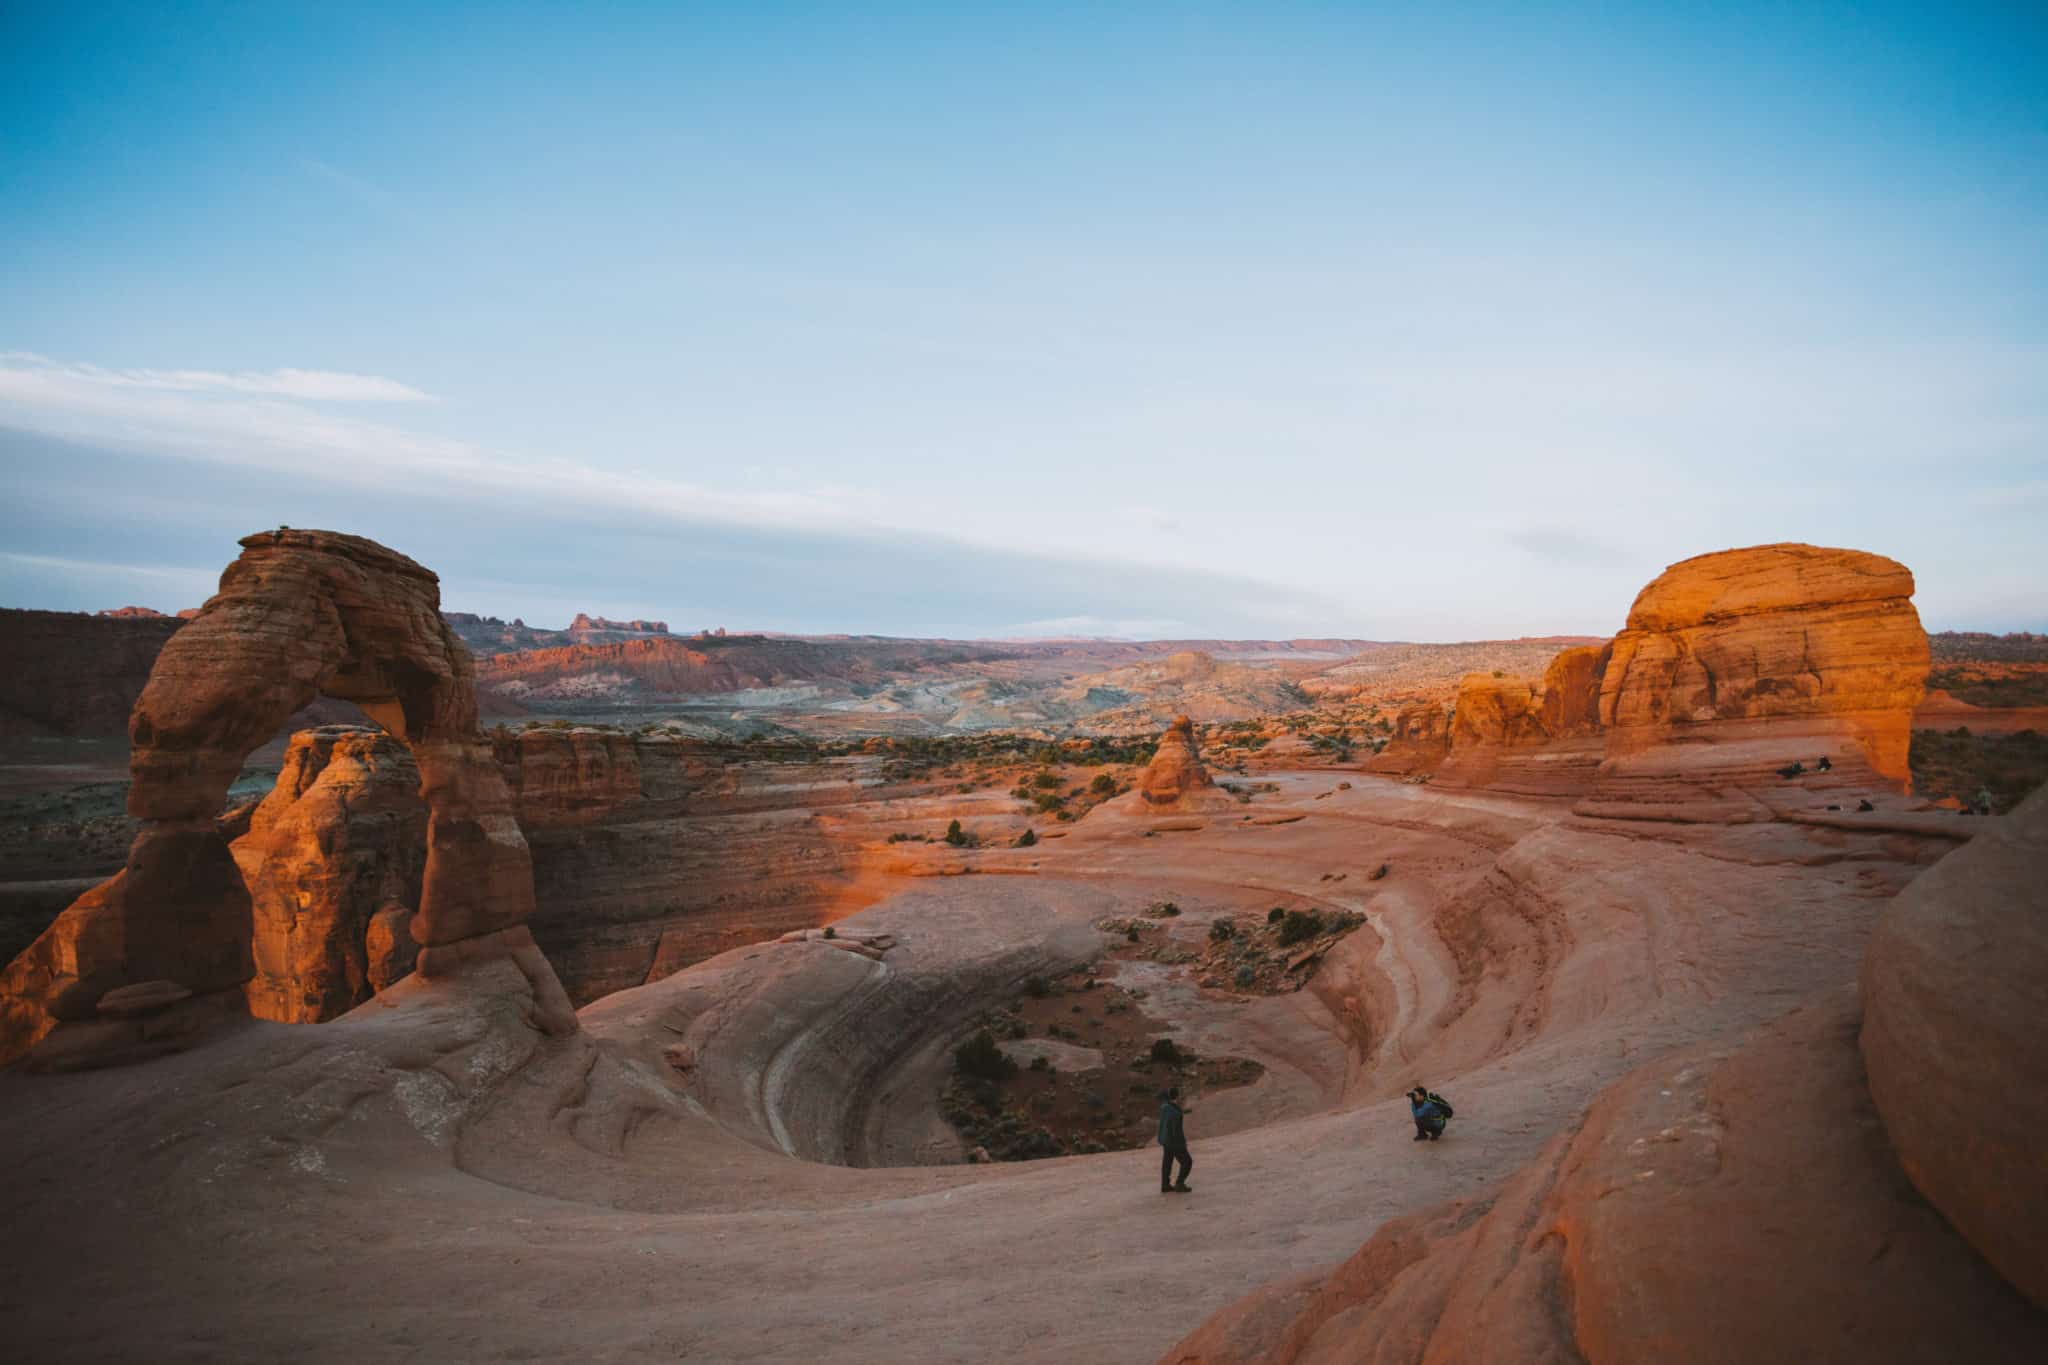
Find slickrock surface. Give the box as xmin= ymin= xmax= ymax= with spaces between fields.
xmin=1599 ymin=543 xmax=1929 ymax=785
xmin=236 ymin=726 xmax=425 ymax=1024
xmin=1862 ymin=784 xmax=2048 ymax=1306
xmin=1162 ymin=987 xmax=2047 ymax=1364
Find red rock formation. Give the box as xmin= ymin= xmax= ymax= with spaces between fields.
xmin=1598 ymin=543 xmax=1928 ymax=786
xmin=235 ymin=726 xmax=425 ymax=1023
xmin=1363 ymin=701 xmax=1450 ymax=776
xmin=1445 ymin=673 xmax=1547 ymax=748
xmin=0 ymin=529 xmax=575 ymax=1066
xmin=570 ymin=613 xmax=668 ymax=634
xmin=95 ymin=605 xmax=172 ymax=619
xmin=492 ymin=725 xmax=644 ymax=825
xmin=1537 ymin=641 xmax=1611 ymax=736
xmin=1138 ymin=716 xmax=1228 ymax=810
xmin=1862 ymin=785 xmax=2048 ymax=1307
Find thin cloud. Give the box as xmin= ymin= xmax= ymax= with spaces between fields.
xmin=0 ymin=352 xmax=431 ymax=402
xmin=1503 ymin=528 xmax=1632 ymax=566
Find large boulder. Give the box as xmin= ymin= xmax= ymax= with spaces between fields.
xmin=1862 ymin=785 xmax=2048 ymax=1307
xmin=236 ymin=726 xmax=426 ymax=1024
xmin=1363 ymin=702 xmax=1450 ymax=776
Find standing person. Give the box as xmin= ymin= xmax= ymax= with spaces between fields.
xmin=1409 ymin=1086 xmax=1447 ymax=1141
xmin=1158 ymin=1087 xmax=1192 ymax=1193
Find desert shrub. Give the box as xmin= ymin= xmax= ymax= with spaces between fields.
xmin=1033 ymin=771 xmax=1062 ymax=790
xmin=945 ymin=819 xmax=967 ymax=846
xmin=1029 ymin=1054 xmax=1050 ymax=1072
xmin=1125 ymin=926 xmax=1140 ymax=942
xmin=1208 ymin=919 xmax=1236 ymax=942
xmin=1267 ymin=907 xmax=1287 ymax=924
xmin=1024 ymin=975 xmax=1052 ymax=998
xmin=954 ymin=1029 xmax=1016 ymax=1081
xmin=1055 ymin=809 xmax=1074 ymax=822
xmin=1149 ymin=901 xmax=1181 ymax=918
xmin=1277 ymin=909 xmax=1326 ymax=946
xmin=1015 ymin=828 xmax=1037 ymax=847
xmin=1033 ymin=792 xmax=1065 ymax=813
xmin=1234 ymin=965 xmax=1256 ymax=988
xmin=1090 ymin=773 xmax=1117 ymax=795
xmin=822 ymin=926 xmax=836 ymax=939
xmin=1149 ymin=1038 xmax=1183 ymax=1065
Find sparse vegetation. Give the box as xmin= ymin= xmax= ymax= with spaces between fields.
xmin=1276 ymin=909 xmax=1326 ymax=946
xmin=954 ymin=1029 xmax=1017 ymax=1081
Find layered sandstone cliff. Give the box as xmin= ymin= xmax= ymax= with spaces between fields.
xmin=1598 ymin=543 xmax=1928 ymax=788
xmin=492 ymin=725 xmax=645 ymax=825
xmin=1363 ymin=701 xmax=1450 ymax=776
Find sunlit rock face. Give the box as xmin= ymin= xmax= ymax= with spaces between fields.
xmin=1598 ymin=543 xmax=1928 ymax=786
xmin=0 ymin=528 xmax=575 ymax=1068
xmin=236 ymin=726 xmax=425 ymax=1024
xmin=1138 ymin=715 xmax=1225 ymax=811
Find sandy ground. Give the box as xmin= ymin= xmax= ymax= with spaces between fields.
xmin=0 ymin=769 xmax=1965 ymax=1364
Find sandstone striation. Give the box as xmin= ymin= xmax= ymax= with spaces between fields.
xmin=1137 ymin=716 xmax=1231 ymax=811
xmin=235 ymin=726 xmax=426 ymax=1023
xmin=1862 ymin=784 xmax=2048 ymax=1306
xmin=492 ymin=725 xmax=645 ymax=825
xmin=0 ymin=607 xmax=182 ymax=738
xmin=1598 ymin=543 xmax=1928 ymax=787
xmin=0 ymin=529 xmax=575 ymax=1065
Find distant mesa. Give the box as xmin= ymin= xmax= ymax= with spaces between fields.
xmin=95 ymin=605 xmax=170 ymax=619
xmin=571 ymin=613 xmax=669 ymax=635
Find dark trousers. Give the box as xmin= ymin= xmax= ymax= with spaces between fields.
xmin=1161 ymin=1144 xmax=1192 ymax=1189
xmin=1414 ymin=1117 xmax=1444 ymax=1139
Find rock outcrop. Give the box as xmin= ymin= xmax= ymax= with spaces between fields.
xmin=1537 ymin=641 xmax=1611 ymax=737
xmin=236 ymin=726 xmax=425 ymax=1023
xmin=1364 ymin=702 xmax=1450 ymax=776
xmin=0 ymin=607 xmax=182 ymax=738
xmin=0 ymin=530 xmax=575 ymax=1066
xmin=1138 ymin=716 xmax=1230 ymax=811
xmin=1598 ymin=543 xmax=1928 ymax=787
xmin=492 ymin=725 xmax=644 ymax=825
xmin=1862 ymin=784 xmax=2048 ymax=1307
xmin=570 ymin=613 xmax=668 ymax=634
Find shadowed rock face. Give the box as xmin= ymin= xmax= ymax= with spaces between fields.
xmin=1599 ymin=542 xmax=1928 ymax=784
xmin=1863 ymin=785 xmax=2048 ymax=1307
xmin=0 ymin=529 xmax=575 ymax=1066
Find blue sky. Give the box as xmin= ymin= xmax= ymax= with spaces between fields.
xmin=2 ymin=1 xmax=2043 ymax=638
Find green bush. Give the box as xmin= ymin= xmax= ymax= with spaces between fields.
xmin=1267 ymin=907 xmax=1287 ymax=924
xmin=1015 ymin=828 xmax=1037 ymax=847
xmin=1024 ymin=975 xmax=1052 ymax=998
xmin=1033 ymin=771 xmax=1062 ymax=790
xmin=1089 ymin=773 xmax=1117 ymax=796
xmin=1149 ymin=1038 xmax=1183 ymax=1064
xmin=1234 ymin=965 xmax=1256 ymax=988
xmin=1277 ymin=909 xmax=1326 ymax=946
xmin=1208 ymin=918 xmax=1236 ymax=942
xmin=945 ymin=819 xmax=967 ymax=846
xmin=954 ymin=1029 xmax=1017 ymax=1081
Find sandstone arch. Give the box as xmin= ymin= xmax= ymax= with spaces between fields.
xmin=4 ymin=529 xmax=574 ymax=1065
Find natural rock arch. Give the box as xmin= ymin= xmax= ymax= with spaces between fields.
xmin=4 ymin=529 xmax=574 ymax=1065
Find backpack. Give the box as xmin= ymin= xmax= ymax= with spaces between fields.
xmin=1426 ymin=1091 xmax=1454 ymax=1120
